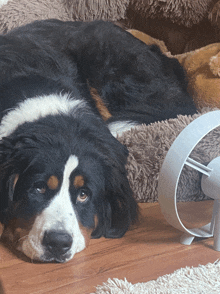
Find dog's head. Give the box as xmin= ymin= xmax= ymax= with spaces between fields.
xmin=0 ymin=103 xmax=137 ymax=263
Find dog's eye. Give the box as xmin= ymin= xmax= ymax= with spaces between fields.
xmin=37 ymin=187 xmax=46 ymax=194
xmin=77 ymin=190 xmax=89 ymax=203
xmin=34 ymin=182 xmax=47 ymax=194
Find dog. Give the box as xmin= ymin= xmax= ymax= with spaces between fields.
xmin=0 ymin=19 xmax=196 ymax=263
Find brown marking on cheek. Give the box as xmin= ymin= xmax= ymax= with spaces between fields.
xmin=73 ymin=175 xmax=85 ymax=189
xmin=89 ymin=87 xmax=112 ymax=121
xmin=1 ymin=216 xmax=36 ymax=249
xmin=79 ymin=224 xmax=93 ymax=248
xmin=79 ymin=215 xmax=99 ymax=247
xmin=47 ymin=175 xmax=59 ymax=190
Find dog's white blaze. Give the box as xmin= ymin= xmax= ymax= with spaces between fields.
xmin=21 ymin=155 xmax=86 ymax=262
xmin=108 ymin=121 xmax=138 ymax=137
xmin=0 ymin=93 xmax=85 ymax=138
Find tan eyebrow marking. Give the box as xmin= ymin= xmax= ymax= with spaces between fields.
xmin=47 ymin=175 xmax=59 ymax=190
xmin=73 ymin=175 xmax=85 ymax=188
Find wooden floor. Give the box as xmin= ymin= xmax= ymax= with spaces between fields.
xmin=0 ymin=202 xmax=219 ymax=294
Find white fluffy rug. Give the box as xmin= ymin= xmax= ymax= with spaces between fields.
xmin=92 ymin=260 xmax=220 ymax=294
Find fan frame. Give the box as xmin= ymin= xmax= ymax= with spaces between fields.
xmin=158 ymin=110 xmax=220 ymax=246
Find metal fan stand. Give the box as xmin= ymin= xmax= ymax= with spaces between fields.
xmin=158 ymin=110 xmax=220 ymax=251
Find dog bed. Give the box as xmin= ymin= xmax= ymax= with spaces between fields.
xmin=118 ymin=108 xmax=220 ymax=203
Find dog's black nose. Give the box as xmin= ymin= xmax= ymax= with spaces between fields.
xmin=43 ymin=230 xmax=73 ymax=255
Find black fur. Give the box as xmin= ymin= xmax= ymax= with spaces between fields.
xmin=0 ymin=20 xmax=196 ymax=245
xmin=0 ymin=19 xmax=196 ymax=123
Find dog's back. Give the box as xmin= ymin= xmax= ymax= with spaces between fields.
xmin=0 ymin=19 xmax=196 ymax=125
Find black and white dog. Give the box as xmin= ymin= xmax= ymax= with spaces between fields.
xmin=0 ymin=19 xmax=196 ymax=263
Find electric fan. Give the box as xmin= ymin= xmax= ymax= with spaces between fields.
xmin=158 ymin=110 xmax=220 ymax=251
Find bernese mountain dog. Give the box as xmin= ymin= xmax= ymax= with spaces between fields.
xmin=0 ymin=19 xmax=196 ymax=263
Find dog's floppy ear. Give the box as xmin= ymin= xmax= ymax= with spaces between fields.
xmin=92 ymin=164 xmax=138 ymax=239
xmin=91 ymin=136 xmax=138 ymax=239
xmin=0 ymin=173 xmax=18 ymax=236
xmin=0 ymin=135 xmax=33 ymax=215
xmin=0 ymin=145 xmax=16 ymax=213
xmin=103 ymin=166 xmax=138 ymax=238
